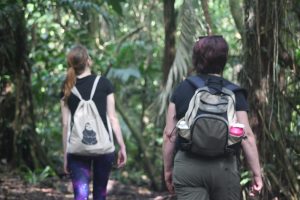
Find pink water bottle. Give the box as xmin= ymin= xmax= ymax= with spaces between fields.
xmin=229 ymin=123 xmax=245 ymax=137
xmin=228 ymin=123 xmax=245 ymax=145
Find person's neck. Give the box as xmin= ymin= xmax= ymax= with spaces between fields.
xmin=77 ymin=68 xmax=92 ymax=78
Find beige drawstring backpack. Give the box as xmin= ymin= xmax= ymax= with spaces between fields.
xmin=67 ymin=76 xmax=115 ymax=155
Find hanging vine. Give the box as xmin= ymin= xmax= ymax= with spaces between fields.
xmin=242 ymin=0 xmax=299 ymax=199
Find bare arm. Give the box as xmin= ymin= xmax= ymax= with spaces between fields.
xmin=163 ymin=103 xmax=177 ymax=193
xmin=107 ymin=93 xmax=127 ymax=168
xmin=60 ymin=99 xmax=70 ymax=174
xmin=237 ymin=111 xmax=263 ymax=196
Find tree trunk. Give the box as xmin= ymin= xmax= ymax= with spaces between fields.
xmin=0 ymin=0 xmax=51 ymax=171
xmin=242 ymin=0 xmax=299 ymax=199
xmin=115 ymin=99 xmax=159 ymax=190
xmin=229 ymin=0 xmax=244 ymax=36
xmin=162 ymin=0 xmax=176 ymax=84
xmin=200 ymin=0 xmax=213 ymax=35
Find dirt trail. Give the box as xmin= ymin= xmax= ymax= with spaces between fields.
xmin=0 ymin=167 xmax=174 ymax=200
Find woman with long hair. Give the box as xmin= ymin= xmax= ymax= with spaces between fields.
xmin=60 ymin=44 xmax=127 ymax=200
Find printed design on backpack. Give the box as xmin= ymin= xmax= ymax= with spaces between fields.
xmin=81 ymin=122 xmax=98 ymax=145
xmin=67 ymin=76 xmax=115 ymax=155
xmin=176 ymin=76 xmax=246 ymax=157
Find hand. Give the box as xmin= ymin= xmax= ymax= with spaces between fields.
xmin=249 ymin=175 xmax=263 ymax=197
xmin=165 ymin=170 xmax=174 ymax=194
xmin=63 ymin=153 xmax=69 ymax=174
xmin=117 ymin=148 xmax=127 ymax=168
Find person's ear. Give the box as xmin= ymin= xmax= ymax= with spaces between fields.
xmin=87 ymin=56 xmax=93 ymax=67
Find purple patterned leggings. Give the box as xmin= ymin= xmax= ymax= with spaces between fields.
xmin=67 ymin=153 xmax=115 ymax=200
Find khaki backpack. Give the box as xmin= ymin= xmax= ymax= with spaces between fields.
xmin=67 ymin=76 xmax=115 ymax=155
xmin=176 ymin=76 xmax=247 ymax=157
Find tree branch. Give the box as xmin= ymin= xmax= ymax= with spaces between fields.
xmin=115 ymin=98 xmax=159 ymax=190
xmin=200 ymin=0 xmax=213 ymax=35
xmin=228 ymin=0 xmax=244 ymax=36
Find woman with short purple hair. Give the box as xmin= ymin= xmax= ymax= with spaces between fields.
xmin=163 ymin=36 xmax=263 ymax=200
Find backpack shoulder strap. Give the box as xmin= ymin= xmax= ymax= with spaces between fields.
xmin=90 ymin=75 xmax=101 ymax=100
xmin=71 ymin=75 xmax=101 ymax=100
xmin=225 ymin=83 xmax=248 ymax=98
xmin=186 ymin=75 xmax=205 ymax=88
xmin=225 ymin=83 xmax=240 ymax=91
xmin=187 ymin=75 xmax=248 ymax=97
xmin=71 ymin=87 xmax=83 ymax=100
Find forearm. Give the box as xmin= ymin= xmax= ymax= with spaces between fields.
xmin=62 ymin=125 xmax=68 ymax=154
xmin=110 ymin=117 xmax=126 ymax=150
xmin=163 ymin=103 xmax=177 ymax=173
xmin=60 ymin=100 xmax=69 ymax=155
xmin=163 ymin=133 xmax=175 ymax=173
xmin=236 ymin=111 xmax=262 ymax=177
xmin=106 ymin=94 xmax=126 ymax=150
xmin=242 ymin=134 xmax=261 ymax=177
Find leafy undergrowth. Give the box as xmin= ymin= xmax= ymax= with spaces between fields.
xmin=0 ymin=165 xmax=174 ymax=200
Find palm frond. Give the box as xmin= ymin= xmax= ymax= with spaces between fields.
xmin=156 ymin=0 xmax=199 ymax=115
xmin=107 ymin=67 xmax=141 ymax=82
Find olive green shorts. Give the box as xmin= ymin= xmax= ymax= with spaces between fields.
xmin=173 ymin=151 xmax=241 ymax=200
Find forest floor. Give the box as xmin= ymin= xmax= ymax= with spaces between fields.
xmin=0 ymin=164 xmax=175 ymax=200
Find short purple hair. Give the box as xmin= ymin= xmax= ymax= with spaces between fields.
xmin=192 ymin=35 xmax=228 ymax=74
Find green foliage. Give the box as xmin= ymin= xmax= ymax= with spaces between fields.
xmin=105 ymin=0 xmax=126 ymax=15
xmin=22 ymin=166 xmax=56 ymax=185
xmin=240 ymin=170 xmax=251 ymax=186
xmin=22 ymin=0 xmax=165 ymax=188
xmin=295 ymin=48 xmax=300 ymax=67
xmin=2 ymin=0 xmax=299 ymax=196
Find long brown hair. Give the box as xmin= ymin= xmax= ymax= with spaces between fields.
xmin=63 ymin=45 xmax=89 ymax=102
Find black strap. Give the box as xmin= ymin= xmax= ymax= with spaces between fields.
xmin=186 ymin=75 xmax=247 ymax=97
xmin=186 ymin=76 xmax=205 ymax=88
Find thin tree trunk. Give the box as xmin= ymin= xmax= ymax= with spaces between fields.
xmin=229 ymin=0 xmax=244 ymax=36
xmin=162 ymin=0 xmax=176 ymax=84
xmin=200 ymin=0 xmax=213 ymax=35
xmin=115 ymin=99 xmax=159 ymax=190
